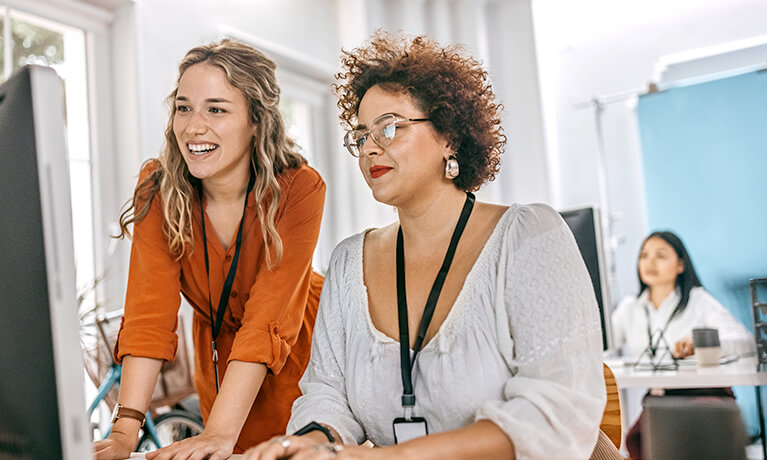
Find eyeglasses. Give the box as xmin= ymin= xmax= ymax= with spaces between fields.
xmin=343 ymin=113 xmax=430 ymax=157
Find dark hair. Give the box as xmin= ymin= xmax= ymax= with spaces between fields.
xmin=334 ymin=30 xmax=506 ymax=192
xmin=638 ymin=231 xmax=703 ymax=318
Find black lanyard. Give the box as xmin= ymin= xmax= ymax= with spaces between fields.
xmin=396 ymin=192 xmax=475 ymax=418
xmin=199 ymin=174 xmax=254 ymax=393
xmin=644 ymin=302 xmax=679 ymax=357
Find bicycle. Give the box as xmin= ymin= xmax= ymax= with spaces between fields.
xmin=82 ymin=309 xmax=204 ymax=451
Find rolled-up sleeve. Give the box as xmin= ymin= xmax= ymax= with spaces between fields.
xmin=228 ymin=167 xmax=325 ymax=373
xmin=114 ymin=165 xmax=182 ymax=363
xmin=288 ymin=242 xmax=366 ymax=444
xmin=475 ymin=204 xmax=605 ymax=460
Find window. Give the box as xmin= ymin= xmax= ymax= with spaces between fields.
xmin=0 ymin=10 xmax=5 ymax=77
xmin=10 ymin=13 xmax=64 ymax=72
xmin=280 ymin=97 xmax=316 ymax=165
xmin=1 ymin=7 xmax=95 ymax=312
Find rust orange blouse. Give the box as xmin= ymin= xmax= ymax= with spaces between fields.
xmin=114 ymin=161 xmax=325 ymax=451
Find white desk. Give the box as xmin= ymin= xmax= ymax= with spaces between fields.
xmin=606 ymin=356 xmax=767 ymax=389
xmin=606 ymin=356 xmax=767 ymax=457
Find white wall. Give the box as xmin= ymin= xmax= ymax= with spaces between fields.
xmin=92 ymin=0 xmax=767 ymax=312
xmin=131 ymin=0 xmax=341 ymax=169
xmin=119 ymin=0 xmax=554 ymax=281
xmin=363 ymin=0 xmax=552 ymax=207
xmin=104 ymin=0 xmax=345 ymax=290
xmin=532 ymin=0 xmax=767 ymax=303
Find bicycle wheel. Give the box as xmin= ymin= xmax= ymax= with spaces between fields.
xmin=136 ymin=410 xmax=204 ymax=452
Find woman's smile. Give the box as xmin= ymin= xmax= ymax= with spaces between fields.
xmin=187 ymin=142 xmax=219 ymax=156
xmin=185 ymin=142 xmax=220 ymax=161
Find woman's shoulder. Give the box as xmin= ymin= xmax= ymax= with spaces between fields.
xmin=492 ymin=202 xmax=569 ymax=245
xmin=609 ymin=294 xmax=643 ymax=332
xmin=274 ymin=164 xmax=326 ymax=218
xmin=614 ymin=293 xmax=642 ymax=314
xmin=327 ymin=229 xmax=368 ymax=272
xmin=137 ymin=158 xmax=162 ymax=182
xmin=361 ymin=223 xmax=396 ymax=251
xmin=278 ymin=163 xmax=325 ymax=192
xmin=688 ymin=286 xmax=723 ymax=309
xmin=133 ymin=158 xmax=164 ymax=216
xmin=507 ymin=202 xmax=565 ymax=230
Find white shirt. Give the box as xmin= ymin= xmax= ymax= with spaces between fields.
xmin=288 ymin=204 xmax=606 ymax=460
xmin=611 ymin=286 xmax=755 ymax=359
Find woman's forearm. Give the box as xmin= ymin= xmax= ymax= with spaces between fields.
xmin=203 ymin=360 xmax=268 ymax=442
xmin=111 ymin=355 xmax=164 ymax=437
xmin=393 ymin=420 xmax=515 ymax=460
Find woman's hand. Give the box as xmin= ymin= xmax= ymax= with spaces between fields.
xmin=92 ymin=430 xmax=137 ymax=460
xmin=243 ymin=436 xmax=398 ymax=460
xmin=674 ymin=335 xmax=695 ymax=358
xmin=144 ymin=428 xmax=235 ymax=460
xmin=243 ymin=433 xmax=324 ymax=460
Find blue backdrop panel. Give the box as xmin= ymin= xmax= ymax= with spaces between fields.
xmin=637 ymin=69 xmax=767 ymax=436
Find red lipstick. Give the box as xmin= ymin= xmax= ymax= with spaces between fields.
xmin=370 ymin=165 xmax=393 ymax=178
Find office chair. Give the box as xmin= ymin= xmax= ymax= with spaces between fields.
xmin=642 ymin=395 xmax=747 ymax=460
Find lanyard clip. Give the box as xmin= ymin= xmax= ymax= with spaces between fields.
xmin=402 ymin=394 xmax=415 ymax=421
xmin=211 ymin=340 xmax=218 ymax=363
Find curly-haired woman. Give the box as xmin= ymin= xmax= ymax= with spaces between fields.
xmin=93 ymin=40 xmax=325 ymax=460
xmin=245 ymin=31 xmax=606 ymax=460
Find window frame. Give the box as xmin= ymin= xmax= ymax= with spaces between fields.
xmin=1 ymin=0 xmax=137 ymax=312
xmin=219 ymin=24 xmax=344 ymax=272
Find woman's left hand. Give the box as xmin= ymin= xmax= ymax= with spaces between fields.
xmin=144 ymin=429 xmax=235 ymax=460
xmin=673 ymin=335 xmax=695 ymax=358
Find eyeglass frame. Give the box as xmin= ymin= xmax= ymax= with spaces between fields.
xmin=343 ymin=113 xmax=430 ymax=157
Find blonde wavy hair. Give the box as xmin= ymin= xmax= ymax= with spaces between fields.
xmin=117 ymin=39 xmax=305 ymax=269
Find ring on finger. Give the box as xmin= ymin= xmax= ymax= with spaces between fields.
xmin=276 ymin=435 xmax=291 ymax=450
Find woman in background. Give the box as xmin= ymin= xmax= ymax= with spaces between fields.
xmin=93 ymin=40 xmax=325 ymax=460
xmin=245 ymin=31 xmax=608 ymax=460
xmin=612 ymin=230 xmax=754 ymax=459
xmin=612 ymin=230 xmax=753 ymax=361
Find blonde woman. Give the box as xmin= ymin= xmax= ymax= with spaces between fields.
xmin=93 ymin=40 xmax=325 ymax=460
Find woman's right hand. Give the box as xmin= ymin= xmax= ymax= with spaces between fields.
xmin=673 ymin=335 xmax=695 ymax=358
xmin=92 ymin=430 xmax=137 ymax=460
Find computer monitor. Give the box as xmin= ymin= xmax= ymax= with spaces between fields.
xmin=0 ymin=66 xmax=91 ymax=459
xmin=559 ymin=206 xmax=613 ymax=350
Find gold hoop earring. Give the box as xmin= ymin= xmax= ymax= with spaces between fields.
xmin=445 ymin=155 xmax=459 ymax=180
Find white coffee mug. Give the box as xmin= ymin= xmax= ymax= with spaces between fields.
xmin=693 ymin=328 xmax=721 ymax=366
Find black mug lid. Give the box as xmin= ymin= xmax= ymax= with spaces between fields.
xmin=692 ymin=328 xmax=720 ymax=347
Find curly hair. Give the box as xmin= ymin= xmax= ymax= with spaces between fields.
xmin=117 ymin=39 xmax=305 ymax=268
xmin=335 ymin=31 xmax=505 ymax=192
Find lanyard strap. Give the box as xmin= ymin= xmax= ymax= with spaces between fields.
xmin=644 ymin=303 xmax=680 ymax=356
xmin=199 ymin=174 xmax=254 ymax=393
xmin=397 ymin=192 xmax=475 ymax=413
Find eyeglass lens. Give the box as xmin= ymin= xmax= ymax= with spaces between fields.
xmin=345 ymin=115 xmax=398 ymax=156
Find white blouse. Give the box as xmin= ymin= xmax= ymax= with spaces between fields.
xmin=288 ymin=204 xmax=606 ymax=459
xmin=611 ymin=287 xmax=755 ymax=360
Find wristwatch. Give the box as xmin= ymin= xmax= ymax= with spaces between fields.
xmin=293 ymin=421 xmax=335 ymax=443
xmin=111 ymin=403 xmax=146 ymax=427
